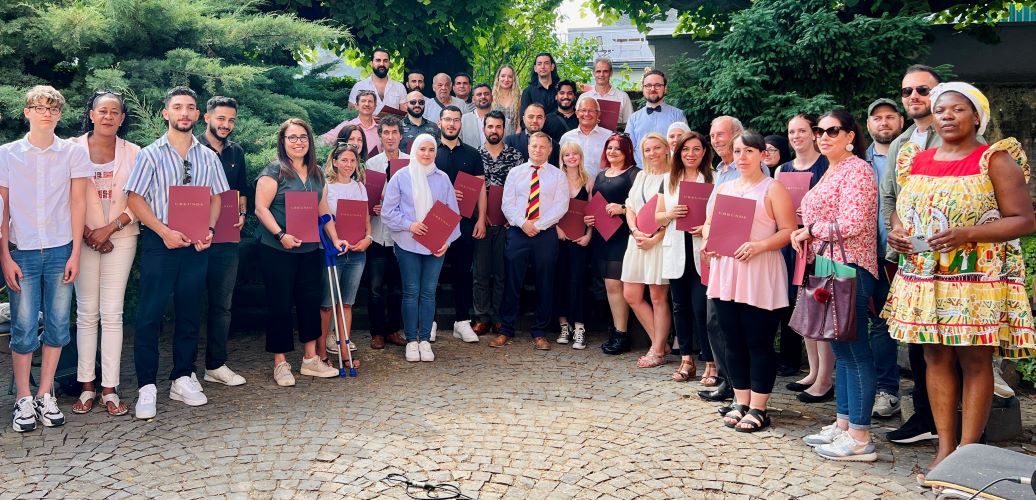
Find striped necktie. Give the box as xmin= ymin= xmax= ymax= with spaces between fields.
xmin=526 ymin=165 xmax=541 ymax=221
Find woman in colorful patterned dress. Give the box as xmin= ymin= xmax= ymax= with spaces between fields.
xmin=883 ymin=82 xmax=1036 ymax=477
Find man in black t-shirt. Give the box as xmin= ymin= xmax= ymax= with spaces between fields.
xmin=543 ymin=80 xmax=578 ymax=143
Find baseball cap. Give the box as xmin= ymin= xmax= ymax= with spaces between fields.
xmin=868 ymin=98 xmax=899 ymax=116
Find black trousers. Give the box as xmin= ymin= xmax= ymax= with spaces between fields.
xmin=134 ymin=229 xmax=208 ymax=388
xmin=713 ymin=299 xmax=780 ymax=394
xmin=910 ymin=343 xmax=933 ymax=424
xmin=777 ymin=305 xmax=802 ymax=370
xmin=670 ymin=256 xmax=710 ymax=362
xmin=443 ymin=221 xmax=476 ymax=322
xmin=554 ymin=240 xmax=589 ymax=324
xmin=204 ymin=242 xmax=238 ymax=370
xmin=500 ymin=227 xmax=558 ymax=337
xmin=706 ymin=299 xmax=731 ymax=385
xmin=258 ymin=244 xmax=322 ymax=354
xmin=365 ymin=242 xmax=401 ymax=337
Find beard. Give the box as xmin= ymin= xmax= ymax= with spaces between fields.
xmin=209 ymin=123 xmax=232 ymax=143
xmin=442 ymin=130 xmax=459 ymax=141
xmin=558 ymin=99 xmax=574 ymax=111
xmin=906 ymin=107 xmax=931 ymax=120
xmin=372 ymin=66 xmax=389 ymax=79
xmin=486 ymin=133 xmax=502 ymax=145
xmin=645 ymin=93 xmax=663 ymax=104
xmin=872 ymin=130 xmax=897 ymax=144
xmin=408 ymin=108 xmax=424 ymax=119
xmin=171 ymin=120 xmax=194 ymax=133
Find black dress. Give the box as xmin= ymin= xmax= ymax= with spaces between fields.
xmin=590 ymin=167 xmax=640 ymax=280
xmin=554 ymin=185 xmax=591 ymax=323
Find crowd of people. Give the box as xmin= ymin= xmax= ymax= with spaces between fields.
xmin=2 ymin=48 xmax=1034 ymax=484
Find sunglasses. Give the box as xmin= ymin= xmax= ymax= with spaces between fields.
xmin=182 ymin=160 xmax=192 ymax=185
xmin=408 ymin=99 xmax=425 ymax=105
xmin=94 ymin=89 xmax=123 ymax=97
xmin=812 ymin=126 xmax=850 ymax=138
xmin=900 ymin=85 xmax=931 ymax=98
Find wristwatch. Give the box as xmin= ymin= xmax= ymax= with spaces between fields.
xmin=275 ymin=230 xmax=286 ymax=241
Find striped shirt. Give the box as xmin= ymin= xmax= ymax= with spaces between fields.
xmin=124 ymin=133 xmax=229 ymax=224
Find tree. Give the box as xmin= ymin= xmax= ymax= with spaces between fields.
xmin=662 ymin=0 xmax=932 ymax=134
xmin=469 ymin=0 xmax=601 ymax=87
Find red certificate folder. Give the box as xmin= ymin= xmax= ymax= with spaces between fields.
xmin=168 ymin=186 xmax=211 ymax=243
xmin=557 ymin=199 xmax=588 ymax=238
xmin=677 ymin=181 xmax=713 ymax=231
xmin=586 ymin=191 xmax=623 ymax=241
xmin=213 ymin=190 xmax=240 ymax=243
xmin=635 ymin=195 xmax=660 ymax=235
xmin=335 ymin=199 xmax=367 ymax=245
xmin=791 ymin=247 xmax=808 ymax=286
xmin=700 ymin=256 xmax=710 ymax=285
xmin=777 ymin=171 xmax=813 ymax=224
xmin=598 ymin=99 xmax=620 ymax=131
xmin=414 ymin=201 xmax=461 ymax=252
xmin=285 ymin=191 xmax=320 ymax=243
xmin=363 ymin=170 xmax=387 ymax=215
xmin=487 ymin=185 xmax=506 ymax=226
xmin=453 ymin=171 xmax=484 ymax=219
xmin=368 ymin=145 xmax=380 ymax=158
xmin=708 ymin=194 xmax=755 ymax=257
xmin=378 ymin=104 xmax=406 ymax=117
xmin=389 ymin=159 xmax=409 ymax=178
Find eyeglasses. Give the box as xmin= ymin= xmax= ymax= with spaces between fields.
xmin=408 ymin=99 xmax=425 ymax=105
xmin=285 ymin=134 xmax=309 ymax=143
xmin=29 ymin=105 xmax=62 ymax=115
xmin=642 ymin=83 xmax=665 ymax=89
xmin=182 ymin=160 xmax=192 ymax=185
xmin=900 ymin=86 xmax=931 ymax=98
xmin=812 ymin=126 xmax=850 ymax=138
xmin=576 ymin=108 xmax=599 ymax=115
xmin=764 ymin=147 xmax=779 ymax=154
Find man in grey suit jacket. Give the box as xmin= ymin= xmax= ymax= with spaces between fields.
xmin=460 ymin=83 xmax=493 ymax=149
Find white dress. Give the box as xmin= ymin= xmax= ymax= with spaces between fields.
xmin=620 ymin=170 xmax=669 ymax=285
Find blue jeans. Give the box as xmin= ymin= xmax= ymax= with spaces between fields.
xmin=394 ymin=247 xmax=444 ymax=342
xmin=869 ymin=259 xmax=899 ymax=396
xmin=833 ymin=265 xmax=877 ymax=430
xmin=321 ymin=251 xmax=366 ymax=307
xmin=8 ymin=243 xmax=74 ymax=354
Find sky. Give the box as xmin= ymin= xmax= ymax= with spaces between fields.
xmin=557 ymin=0 xmax=600 ymax=34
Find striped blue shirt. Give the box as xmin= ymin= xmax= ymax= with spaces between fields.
xmin=125 ymin=133 xmax=229 ymax=224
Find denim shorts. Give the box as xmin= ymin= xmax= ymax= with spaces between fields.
xmin=321 ymin=251 xmax=366 ymax=307
xmin=8 ymin=243 xmax=74 ymax=354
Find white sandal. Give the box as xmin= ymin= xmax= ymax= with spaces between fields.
xmin=101 ymin=393 xmax=129 ymax=416
xmin=72 ymin=391 xmax=96 ymax=414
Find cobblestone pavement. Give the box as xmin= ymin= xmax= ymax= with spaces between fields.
xmin=2 ymin=328 xmax=1028 ymax=499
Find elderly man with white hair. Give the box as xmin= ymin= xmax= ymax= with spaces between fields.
xmin=559 ymin=94 xmax=612 ymax=180
xmin=424 ymin=73 xmax=469 ymax=121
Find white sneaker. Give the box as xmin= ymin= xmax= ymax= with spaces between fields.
xmin=300 ymin=356 xmax=339 ymax=378
xmin=189 ymin=372 xmax=205 ymax=392
xmin=557 ymin=323 xmax=571 ymax=344
xmin=815 ymin=433 xmax=878 ymax=462
xmin=274 ymin=362 xmax=295 ymax=387
xmin=33 ymin=393 xmax=65 ymax=427
xmin=419 ymin=341 xmax=435 ymax=362
xmin=993 ymin=359 xmax=1016 ymax=398
xmin=872 ymin=391 xmax=901 ymax=418
xmin=326 ymin=333 xmax=340 ymax=354
xmin=405 ymin=342 xmax=420 ymax=362
xmin=12 ymin=396 xmax=37 ymax=432
xmin=204 ymin=365 xmax=246 ymax=386
xmin=135 ymin=384 xmax=157 ymax=419
xmin=453 ymin=320 xmax=479 ymax=343
xmin=803 ymin=423 xmax=846 ymax=447
xmin=571 ymin=324 xmax=587 ymax=350
xmin=429 ymin=321 xmax=438 ymax=342
xmin=170 ymin=376 xmax=208 ymax=406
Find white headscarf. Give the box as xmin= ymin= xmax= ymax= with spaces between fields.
xmin=407 ymin=134 xmax=438 ymax=220
xmin=929 ymin=82 xmax=990 ymax=136
xmin=666 ymin=122 xmax=691 ymax=137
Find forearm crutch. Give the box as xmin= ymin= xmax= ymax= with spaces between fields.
xmin=329 ymin=265 xmax=356 ymax=377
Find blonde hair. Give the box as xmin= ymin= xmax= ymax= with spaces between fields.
xmin=559 ymin=141 xmax=590 ymax=188
xmin=492 ymin=64 xmax=521 ymax=120
xmin=324 ymin=144 xmax=365 ymax=184
xmin=24 ymin=85 xmax=65 ymax=108
xmin=639 ymin=132 xmax=670 ymax=172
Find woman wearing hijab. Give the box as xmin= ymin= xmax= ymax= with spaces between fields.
xmin=763 ymin=135 xmax=791 ymax=174
xmin=882 ymin=83 xmax=1035 ymax=479
xmin=381 ymin=134 xmax=461 ymax=362
xmin=666 ymin=122 xmax=692 ymax=153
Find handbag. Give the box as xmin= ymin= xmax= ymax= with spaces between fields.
xmin=788 ymin=224 xmax=858 ymax=342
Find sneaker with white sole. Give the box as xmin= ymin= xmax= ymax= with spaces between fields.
xmin=170 ymin=376 xmax=208 ymax=406
xmin=135 ymin=384 xmax=158 ymax=419
xmin=405 ymin=342 xmax=420 ymax=362
xmin=557 ymin=323 xmax=571 ymax=344
xmin=274 ymin=362 xmax=295 ymax=387
xmin=419 ymin=341 xmax=435 ymax=362
xmin=803 ymin=423 xmax=846 ymax=447
xmin=815 ymin=433 xmax=878 ymax=462
xmin=429 ymin=321 xmax=438 ymax=342
xmin=204 ymin=365 xmax=246 ymax=386
xmin=300 ymin=356 xmax=339 ymax=378
xmin=872 ymin=391 xmax=901 ymax=418
xmin=12 ymin=396 xmax=37 ymax=432
xmin=453 ymin=321 xmax=479 ymax=343
xmin=189 ymin=372 xmax=205 ymax=392
xmin=33 ymin=393 xmax=65 ymax=427
xmin=326 ymin=333 xmax=340 ymax=354
xmin=571 ymin=324 xmax=587 ymax=350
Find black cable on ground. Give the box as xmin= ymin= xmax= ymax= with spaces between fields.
xmin=382 ymin=473 xmax=474 ymax=500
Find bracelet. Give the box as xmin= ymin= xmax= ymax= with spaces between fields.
xmin=115 ymin=218 xmax=125 ymax=231
xmin=275 ymin=230 xmax=286 ymax=241
xmin=807 ymin=223 xmax=815 ymax=238
xmin=238 ymin=211 xmax=246 ymax=217
xmin=208 ymin=226 xmax=216 ymax=234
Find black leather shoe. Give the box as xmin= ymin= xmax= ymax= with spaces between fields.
xmin=601 ymin=330 xmax=631 ymax=355
xmin=698 ymin=381 xmax=733 ymax=402
xmin=797 ymin=387 xmax=835 ymax=403
xmin=785 ymin=381 xmax=811 ymax=392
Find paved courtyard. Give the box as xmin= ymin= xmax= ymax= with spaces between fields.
xmin=1 ymin=328 xmax=1027 ymax=499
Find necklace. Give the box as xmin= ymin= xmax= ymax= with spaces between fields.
xmin=733 ymin=175 xmax=766 ymax=197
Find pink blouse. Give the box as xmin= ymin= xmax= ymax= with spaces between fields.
xmin=800 ymin=155 xmax=878 ymax=278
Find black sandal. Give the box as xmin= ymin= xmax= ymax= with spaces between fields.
xmin=735 ymin=408 xmax=771 ymax=433
xmin=722 ymin=404 xmax=749 ymax=428
xmin=717 ymin=404 xmax=733 ymax=417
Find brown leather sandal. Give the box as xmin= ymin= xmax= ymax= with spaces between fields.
xmin=672 ymin=360 xmax=696 ymax=382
